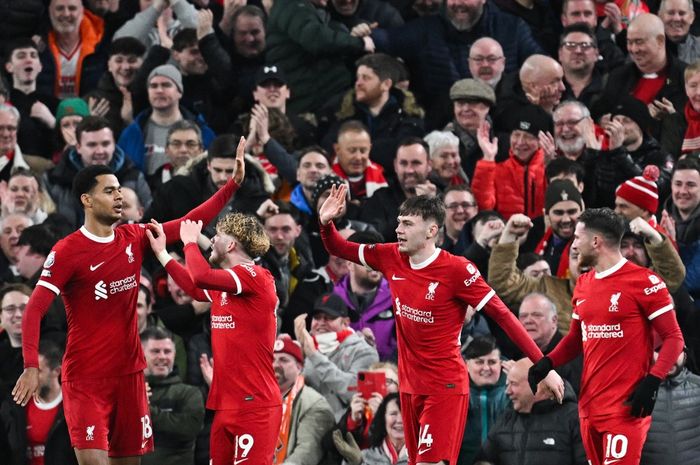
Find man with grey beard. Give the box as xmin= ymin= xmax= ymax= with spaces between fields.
xmin=371 ymin=0 xmax=541 ymax=111
xmin=468 ymin=38 xmax=506 ymax=89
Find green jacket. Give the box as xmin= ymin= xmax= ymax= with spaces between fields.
xmin=143 ymin=373 xmax=205 ymax=465
xmin=266 ymin=0 xmax=365 ymax=114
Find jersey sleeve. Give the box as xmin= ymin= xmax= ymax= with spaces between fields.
xmin=164 ymin=259 xmax=209 ymax=302
xmin=35 ymin=244 xmax=75 ymax=296
xmin=455 ymin=257 xmax=544 ymax=362
xmin=21 ymin=286 xmax=56 ymax=369
xmin=160 ymin=179 xmax=240 ymax=244
xmin=638 ymin=271 xmax=675 ymax=321
xmin=320 ymin=221 xmax=393 ymax=272
xmin=183 ymin=243 xmax=243 ymax=294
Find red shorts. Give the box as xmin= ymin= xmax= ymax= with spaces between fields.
xmin=400 ymin=392 xmax=469 ymax=465
xmin=580 ymin=414 xmax=651 ymax=465
xmin=62 ymin=371 xmax=153 ymax=457
xmin=210 ymin=405 xmax=282 ymax=465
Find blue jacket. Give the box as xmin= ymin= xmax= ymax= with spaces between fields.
xmin=117 ymin=107 xmax=215 ymax=173
xmin=372 ymin=2 xmax=541 ymax=105
xmin=334 ymin=275 xmax=396 ymax=361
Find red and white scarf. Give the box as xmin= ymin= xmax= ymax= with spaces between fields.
xmin=683 ymin=102 xmax=700 ymax=153
xmin=313 ymin=328 xmax=355 ymax=354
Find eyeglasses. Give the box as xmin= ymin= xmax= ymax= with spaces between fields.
xmin=168 ymin=140 xmax=201 ymax=149
xmin=446 ymin=202 xmax=477 ymax=210
xmin=385 ymin=378 xmax=398 ymax=387
xmin=468 ymin=55 xmax=504 ymax=65
xmin=0 ymin=125 xmax=18 ymax=132
xmin=1 ymin=304 xmax=26 ymax=314
xmin=554 ymin=116 xmax=586 ymax=128
xmin=560 ymin=41 xmax=596 ymax=51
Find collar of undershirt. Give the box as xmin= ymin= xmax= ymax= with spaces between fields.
xmin=409 ymin=247 xmax=441 ymax=270
xmin=80 ymin=225 xmax=115 ymax=243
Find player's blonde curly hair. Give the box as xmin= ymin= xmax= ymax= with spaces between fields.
xmin=216 ymin=213 xmax=270 ymax=259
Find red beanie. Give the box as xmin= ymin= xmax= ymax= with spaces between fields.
xmin=274 ymin=334 xmax=303 ymax=364
xmin=615 ymin=165 xmax=660 ymax=213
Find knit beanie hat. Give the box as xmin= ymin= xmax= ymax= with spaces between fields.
xmin=148 ymin=64 xmax=183 ymax=93
xmin=55 ymin=97 xmax=89 ymax=122
xmin=311 ymin=174 xmax=346 ymax=211
xmin=615 ymin=165 xmax=660 ymax=213
xmin=545 ymin=179 xmax=583 ymax=212
xmin=273 ymin=334 xmax=303 ymax=364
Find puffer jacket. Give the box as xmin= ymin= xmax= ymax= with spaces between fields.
xmin=471 ymin=148 xmax=546 ymax=220
xmin=641 ymin=368 xmax=700 ymax=465
xmin=476 ymin=383 xmax=587 ymax=465
xmin=303 ymin=331 xmax=379 ymax=419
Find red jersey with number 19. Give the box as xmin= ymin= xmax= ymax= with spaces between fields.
xmin=36 ymin=224 xmax=148 ymax=381
xmin=357 ymin=243 xmax=498 ymax=395
xmin=197 ymin=260 xmax=282 ymax=411
xmin=571 ymin=258 xmax=674 ymax=418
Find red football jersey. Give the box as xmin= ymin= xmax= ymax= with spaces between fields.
xmin=198 ymin=262 xmax=282 ymax=411
xmin=572 ymin=259 xmax=674 ymax=417
xmin=358 ymin=244 xmax=499 ymax=395
xmin=25 ymin=394 xmax=62 ymax=465
xmin=37 ymin=225 xmax=147 ymax=381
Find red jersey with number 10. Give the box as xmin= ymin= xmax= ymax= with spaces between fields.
xmin=571 ymin=259 xmax=674 ymax=418
xmin=358 ymin=243 xmax=498 ymax=395
xmin=36 ymin=224 xmax=147 ymax=381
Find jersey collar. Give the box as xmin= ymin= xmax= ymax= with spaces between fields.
xmin=80 ymin=226 xmax=115 ymax=243
xmin=594 ymin=257 xmax=627 ymax=279
xmin=33 ymin=391 xmax=63 ymax=410
xmin=409 ymin=247 xmax=441 ymax=270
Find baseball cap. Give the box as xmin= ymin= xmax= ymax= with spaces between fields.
xmin=312 ymin=293 xmax=350 ymax=319
xmin=255 ymin=65 xmax=287 ymax=87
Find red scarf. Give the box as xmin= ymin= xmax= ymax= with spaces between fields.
xmin=313 ymin=328 xmax=354 ymax=354
xmin=382 ymin=438 xmax=407 ymax=464
xmin=683 ymin=102 xmax=700 ymax=153
xmin=534 ymin=228 xmax=572 ymax=278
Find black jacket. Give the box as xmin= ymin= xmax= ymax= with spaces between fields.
xmin=358 ymin=180 xmax=407 ymax=243
xmin=0 ymin=395 xmax=77 ymax=465
xmin=476 ymin=383 xmax=587 ymax=465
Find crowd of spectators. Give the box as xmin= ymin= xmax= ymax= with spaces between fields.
xmin=1 ymin=0 xmax=700 ymax=463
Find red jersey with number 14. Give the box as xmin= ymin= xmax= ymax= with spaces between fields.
xmin=572 ymin=258 xmax=674 ymax=418
xmin=36 ymin=224 xmax=148 ymax=381
xmin=358 ymin=244 xmax=498 ymax=395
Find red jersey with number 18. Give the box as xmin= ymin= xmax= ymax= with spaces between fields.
xmin=36 ymin=224 xmax=148 ymax=381
xmin=199 ymin=261 xmax=282 ymax=411
xmin=357 ymin=243 xmax=497 ymax=395
xmin=571 ymin=258 xmax=674 ymax=418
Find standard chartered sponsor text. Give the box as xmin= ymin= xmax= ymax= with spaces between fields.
xmin=110 ymin=274 xmax=138 ymax=294
xmin=398 ymin=303 xmax=434 ymax=324
xmin=587 ymin=323 xmax=624 ymax=339
xmin=211 ymin=314 xmax=236 ymax=329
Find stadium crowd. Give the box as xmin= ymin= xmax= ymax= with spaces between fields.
xmin=0 ymin=0 xmax=700 ymax=464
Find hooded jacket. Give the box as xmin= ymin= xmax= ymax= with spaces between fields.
xmin=665 ymin=198 xmax=700 ymax=306
xmin=335 ymin=275 xmax=396 ymax=361
xmin=44 ymin=145 xmax=152 ymax=229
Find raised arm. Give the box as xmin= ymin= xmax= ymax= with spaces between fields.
xmin=318 ymin=184 xmax=362 ymax=264
xmin=161 ymin=137 xmax=246 ymax=242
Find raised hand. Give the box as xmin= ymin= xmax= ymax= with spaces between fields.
xmin=180 ymin=220 xmax=203 ymax=245
xmin=196 ymin=9 xmax=215 ymax=40
xmin=199 ymin=354 xmax=213 ymax=387
xmin=538 ymin=130 xmax=557 ymax=163
xmin=318 ymin=184 xmax=348 ymax=225
xmin=476 ymin=120 xmax=498 ymax=161
xmin=88 ymin=96 xmax=110 ymax=118
xmin=233 ymin=136 xmax=247 ymax=185
xmin=499 ymin=213 xmax=533 ymax=244
xmin=145 ymin=219 xmax=167 ymax=253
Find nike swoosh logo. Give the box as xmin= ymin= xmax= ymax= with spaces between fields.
xmin=576 ymin=299 xmax=586 ymax=305
xmin=603 ymin=460 xmax=620 ymax=465
xmin=90 ymin=262 xmax=105 ymax=271
xmin=418 ymin=448 xmax=432 ymax=455
xmin=141 ymin=441 xmax=148 ymax=449
xmin=391 ymin=274 xmax=407 ymax=281
xmin=234 ymin=459 xmax=248 ymax=465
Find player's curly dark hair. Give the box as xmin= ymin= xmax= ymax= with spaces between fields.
xmin=367 ymin=393 xmax=401 ymax=449
xmin=216 ymin=213 xmax=270 ymax=259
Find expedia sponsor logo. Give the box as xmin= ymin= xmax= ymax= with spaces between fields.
xmin=644 ymin=281 xmax=667 ymax=295
xmin=241 ymin=264 xmax=257 ymax=276
xmin=464 ymin=264 xmax=481 ymax=287
xmin=211 ymin=314 xmax=236 ymax=329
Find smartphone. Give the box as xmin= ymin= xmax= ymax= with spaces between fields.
xmin=356 ymin=371 xmax=387 ymax=399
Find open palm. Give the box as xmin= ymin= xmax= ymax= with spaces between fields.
xmin=319 ymin=184 xmax=347 ymax=225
